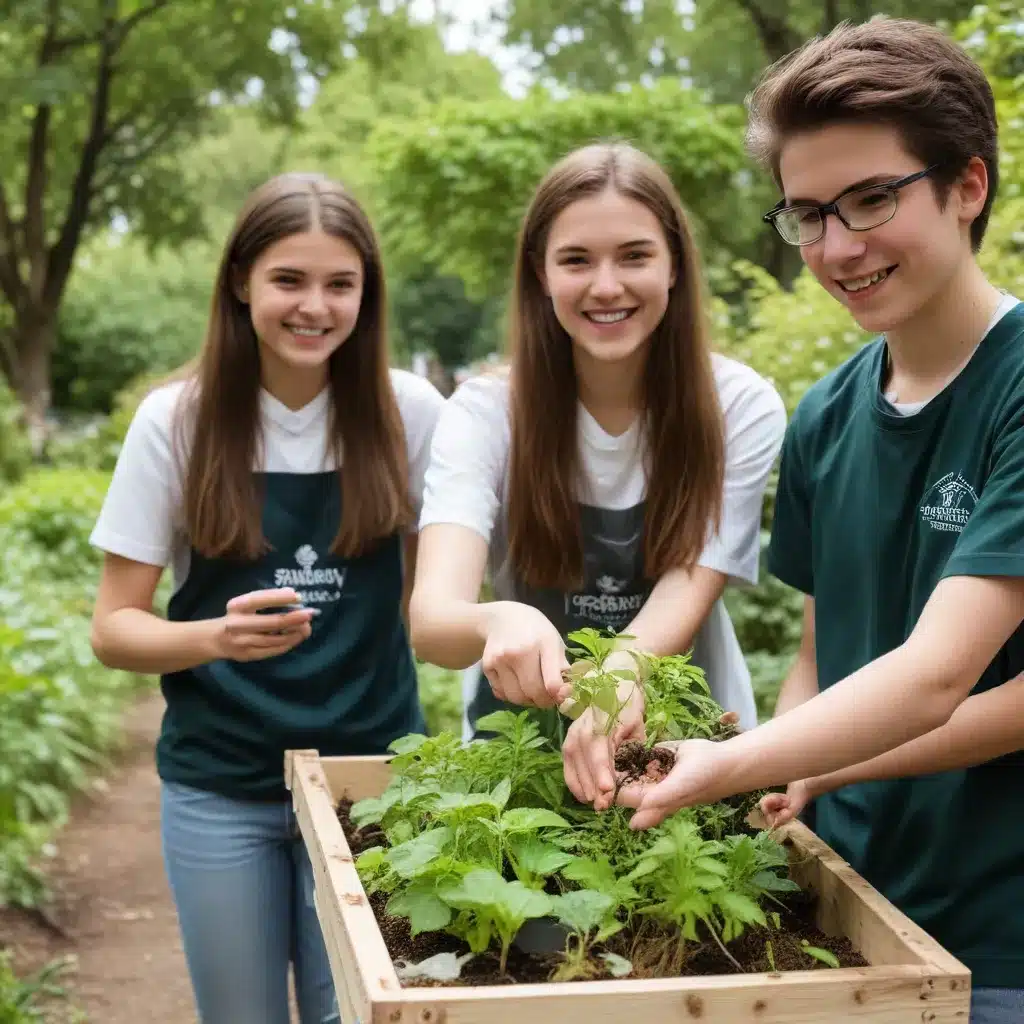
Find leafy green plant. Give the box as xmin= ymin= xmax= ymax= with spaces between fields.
xmin=0 ymin=952 xmax=81 ymax=1023
xmin=347 ymin=644 xmax=843 ymax=983
xmin=0 ymin=468 xmax=110 ymax=580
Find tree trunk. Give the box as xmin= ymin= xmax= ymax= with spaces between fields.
xmin=11 ymin=312 xmax=55 ymax=457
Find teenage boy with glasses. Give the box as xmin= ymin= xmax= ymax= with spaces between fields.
xmin=594 ymin=17 xmax=1023 ymax=1021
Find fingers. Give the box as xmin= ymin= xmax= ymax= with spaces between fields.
xmin=227 ymin=588 xmax=301 ymax=614
xmin=540 ymin=643 xmax=570 ymax=707
xmin=233 ymin=608 xmax=315 ymax=635
xmin=562 ymin=719 xmax=595 ymax=803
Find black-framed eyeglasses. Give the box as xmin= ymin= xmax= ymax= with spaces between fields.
xmin=762 ymin=165 xmax=940 ymax=246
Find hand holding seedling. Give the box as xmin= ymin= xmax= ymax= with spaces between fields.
xmin=759 ymin=779 xmax=815 ymax=829
xmin=212 ymin=588 xmax=314 ymax=662
xmin=481 ymin=603 xmax=569 ymax=708
xmin=614 ymin=737 xmax=736 ymax=830
xmin=562 ymin=649 xmax=646 ymax=810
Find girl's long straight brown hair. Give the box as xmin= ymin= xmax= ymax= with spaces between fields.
xmin=172 ymin=173 xmax=411 ymax=560
xmin=506 ymin=143 xmax=725 ymax=591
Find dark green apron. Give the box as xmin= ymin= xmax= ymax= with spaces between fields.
xmin=157 ymin=471 xmax=423 ymax=801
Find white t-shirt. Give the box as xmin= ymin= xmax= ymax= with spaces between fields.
xmin=419 ymin=353 xmax=788 ymax=734
xmin=90 ymin=368 xmax=444 ymax=596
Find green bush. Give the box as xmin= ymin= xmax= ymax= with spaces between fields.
xmin=417 ymin=661 xmax=462 ymax=737
xmin=0 ymin=377 xmax=31 ymax=484
xmin=0 ymin=529 xmax=148 ymax=908
xmin=0 ymin=951 xmax=81 ymax=1023
xmin=54 ymin=233 xmax=210 ymax=413
xmin=48 ymin=372 xmax=165 ymax=473
xmin=0 ymin=469 xmax=111 ymax=581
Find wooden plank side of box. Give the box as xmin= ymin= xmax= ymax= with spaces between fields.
xmin=779 ymin=818 xmax=969 ymax=982
xmin=294 ymin=752 xmax=970 ymax=1024
xmin=377 ymin=965 xmax=966 ymax=1024
xmin=285 ymin=749 xmax=401 ymax=1023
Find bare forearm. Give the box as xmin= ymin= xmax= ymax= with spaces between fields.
xmin=772 ymin=653 xmax=819 ymax=717
xmin=92 ymin=607 xmax=220 ymax=675
xmin=806 ymin=675 xmax=1024 ymax=795
xmin=623 ymin=566 xmax=726 ymax=656
xmin=713 ymin=642 xmax=960 ymax=796
xmin=409 ymin=597 xmax=507 ymax=670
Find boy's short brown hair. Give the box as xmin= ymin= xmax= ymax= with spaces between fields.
xmin=746 ymin=16 xmax=999 ymax=250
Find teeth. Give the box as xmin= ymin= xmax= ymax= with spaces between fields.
xmin=843 ymin=269 xmax=889 ymax=292
xmin=288 ymin=326 xmax=328 ymax=336
xmin=587 ymin=310 xmax=633 ymax=324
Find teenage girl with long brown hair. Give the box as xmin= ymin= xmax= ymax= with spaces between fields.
xmin=409 ymin=142 xmax=786 ymax=808
xmin=87 ymin=173 xmax=443 ymax=1023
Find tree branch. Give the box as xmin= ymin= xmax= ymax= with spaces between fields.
xmin=822 ymin=0 xmax=841 ymax=32
xmin=0 ymin=181 xmax=26 ymax=310
xmin=45 ymin=6 xmax=117 ymax=308
xmin=112 ymin=0 xmax=173 ymax=50
xmin=733 ymin=0 xmax=800 ymax=61
xmin=23 ymin=0 xmax=61 ymax=303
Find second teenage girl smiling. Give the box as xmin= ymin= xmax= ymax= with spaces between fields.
xmin=409 ymin=142 xmax=787 ymax=805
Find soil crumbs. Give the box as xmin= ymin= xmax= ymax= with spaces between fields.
xmin=336 ymin=798 xmax=868 ymax=988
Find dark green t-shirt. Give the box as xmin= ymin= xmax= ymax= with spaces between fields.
xmin=768 ymin=300 xmax=1024 ymax=988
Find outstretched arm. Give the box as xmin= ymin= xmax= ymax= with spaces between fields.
xmin=622 ymin=572 xmax=1024 ymax=829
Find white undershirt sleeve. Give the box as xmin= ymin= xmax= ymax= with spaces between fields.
xmin=391 ymin=369 xmax=446 ymax=522
xmin=698 ymin=369 xmax=787 ymax=585
xmin=418 ymin=375 xmax=509 ymax=544
xmin=89 ymin=385 xmax=184 ymax=567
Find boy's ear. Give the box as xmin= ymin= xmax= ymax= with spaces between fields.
xmin=958 ymin=155 xmax=989 ymax=226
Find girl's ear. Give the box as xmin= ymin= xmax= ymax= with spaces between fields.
xmin=232 ymin=268 xmax=250 ymax=305
xmin=531 ymin=250 xmax=550 ymax=297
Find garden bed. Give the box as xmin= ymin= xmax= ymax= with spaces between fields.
xmin=287 ymin=636 xmax=970 ymax=1022
xmin=288 ymin=744 xmax=970 ymax=1022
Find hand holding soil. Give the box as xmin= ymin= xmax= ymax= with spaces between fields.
xmin=480 ymin=603 xmax=569 ymax=708
xmin=213 ymin=587 xmax=314 ymax=662
xmin=614 ymin=737 xmax=739 ymax=830
xmin=562 ymin=650 xmax=646 ymax=809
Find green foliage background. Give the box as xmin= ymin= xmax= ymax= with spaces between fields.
xmin=0 ymin=1 xmax=1021 ymax=1010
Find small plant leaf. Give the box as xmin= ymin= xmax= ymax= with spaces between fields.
xmin=387 ymin=887 xmax=453 ymax=935
xmin=386 ymin=827 xmax=453 ymax=878
xmin=550 ymin=889 xmax=614 ymax=935
xmin=800 ymin=941 xmax=841 ymax=969
xmin=500 ymin=808 xmax=571 ymax=832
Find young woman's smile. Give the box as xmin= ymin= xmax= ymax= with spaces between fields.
xmin=542 ymin=188 xmax=675 ymax=366
xmin=242 ymin=229 xmax=364 ymax=387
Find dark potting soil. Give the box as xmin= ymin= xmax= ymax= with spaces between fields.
xmin=336 ymin=799 xmax=869 ymax=987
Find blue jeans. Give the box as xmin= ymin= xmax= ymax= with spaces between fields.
xmin=972 ymin=988 xmax=1024 ymax=1024
xmin=160 ymin=780 xmax=339 ymax=1024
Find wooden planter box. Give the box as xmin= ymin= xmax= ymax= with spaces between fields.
xmin=285 ymin=749 xmax=970 ymax=1024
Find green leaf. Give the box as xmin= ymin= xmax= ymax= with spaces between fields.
xmin=387 ymin=887 xmax=453 ymax=935
xmin=550 ymin=889 xmax=614 ymax=935
xmin=500 ymin=808 xmax=571 ymax=832
xmin=800 ymin=941 xmax=841 ymax=969
xmin=385 ymin=827 xmax=453 ymax=879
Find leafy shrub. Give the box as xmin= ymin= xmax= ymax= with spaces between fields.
xmin=54 ymin=233 xmax=210 ymax=413
xmin=0 ymin=951 xmax=81 ymax=1023
xmin=0 ymin=532 xmax=149 ymax=908
xmin=417 ymin=661 xmax=463 ymax=737
xmin=0 ymin=377 xmax=31 ymax=484
xmin=0 ymin=469 xmax=110 ymax=580
xmin=48 ymin=372 xmax=165 ymax=473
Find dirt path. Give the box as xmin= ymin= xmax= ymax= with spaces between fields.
xmin=1 ymin=692 xmax=196 ymax=1023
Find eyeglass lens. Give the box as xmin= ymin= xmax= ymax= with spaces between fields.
xmin=775 ymin=187 xmax=897 ymax=245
